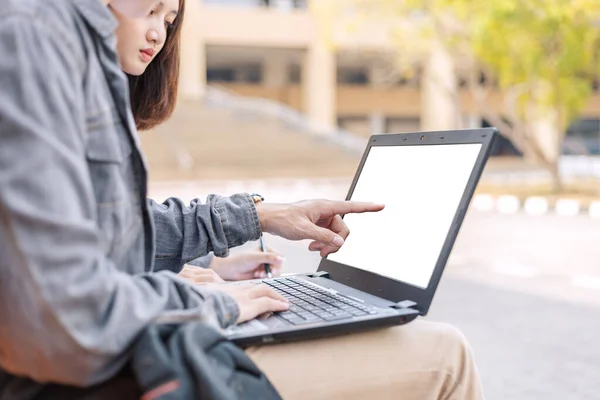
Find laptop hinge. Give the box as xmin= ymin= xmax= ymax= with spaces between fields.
xmin=390 ymin=300 xmax=418 ymax=310
xmin=306 ymin=271 xmax=330 ymax=279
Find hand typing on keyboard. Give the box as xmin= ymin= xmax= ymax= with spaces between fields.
xmin=216 ymin=284 xmax=289 ymax=324
xmin=266 ymin=278 xmax=378 ymax=325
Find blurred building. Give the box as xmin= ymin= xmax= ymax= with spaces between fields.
xmin=179 ymin=0 xmax=600 ymax=155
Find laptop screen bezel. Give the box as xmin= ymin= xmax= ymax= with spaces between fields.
xmin=317 ymin=128 xmax=497 ymax=315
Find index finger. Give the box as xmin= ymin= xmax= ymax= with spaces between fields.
xmin=252 ymin=284 xmax=289 ymax=304
xmin=327 ymin=201 xmax=385 ymax=215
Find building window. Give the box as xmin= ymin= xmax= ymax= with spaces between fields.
xmin=238 ymin=65 xmax=263 ymax=83
xmin=289 ymin=64 xmax=301 ymax=84
xmin=207 ymin=68 xmax=236 ymax=82
xmin=207 ymin=65 xmax=263 ymax=83
xmin=337 ymin=68 xmax=369 ymax=85
xmin=564 ymin=118 xmax=600 ymax=155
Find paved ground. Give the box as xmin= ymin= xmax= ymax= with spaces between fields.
xmin=246 ymin=213 xmax=600 ymax=400
xmin=150 ymin=182 xmax=600 ymax=400
xmin=429 ymin=278 xmax=600 ymax=400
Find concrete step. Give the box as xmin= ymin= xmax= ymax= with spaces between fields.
xmin=139 ymin=100 xmax=362 ymax=181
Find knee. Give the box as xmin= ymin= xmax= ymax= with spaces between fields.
xmin=429 ymin=322 xmax=476 ymax=376
xmin=434 ymin=322 xmax=470 ymax=348
xmin=394 ymin=321 xmax=482 ymax=397
xmin=410 ymin=319 xmax=468 ymax=342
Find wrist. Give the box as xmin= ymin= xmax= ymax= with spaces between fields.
xmin=208 ymin=255 xmax=221 ymax=270
xmin=255 ymin=202 xmax=292 ymax=235
xmin=250 ymin=193 xmax=269 ymax=232
xmin=255 ymin=201 xmax=268 ymax=232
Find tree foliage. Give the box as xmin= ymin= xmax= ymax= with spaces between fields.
xmin=320 ymin=0 xmax=600 ymax=189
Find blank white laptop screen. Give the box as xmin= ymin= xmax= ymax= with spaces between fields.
xmin=328 ymin=143 xmax=482 ymax=289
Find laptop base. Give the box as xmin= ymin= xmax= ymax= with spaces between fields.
xmin=225 ymin=273 xmax=420 ymax=348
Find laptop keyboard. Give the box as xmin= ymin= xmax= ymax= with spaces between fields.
xmin=266 ymin=277 xmax=379 ymax=326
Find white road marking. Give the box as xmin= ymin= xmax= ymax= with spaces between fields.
xmin=472 ymin=194 xmax=495 ymax=212
xmin=524 ymin=197 xmax=549 ymax=216
xmin=555 ymin=199 xmax=581 ymax=217
xmin=496 ymin=195 xmax=520 ymax=214
xmin=589 ymin=201 xmax=600 ymax=219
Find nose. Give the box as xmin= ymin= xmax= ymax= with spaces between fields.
xmin=146 ymin=28 xmax=158 ymax=45
xmin=146 ymin=27 xmax=165 ymax=47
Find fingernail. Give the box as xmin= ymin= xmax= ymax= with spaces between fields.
xmin=332 ymin=235 xmax=344 ymax=247
xmin=275 ymin=256 xmax=285 ymax=264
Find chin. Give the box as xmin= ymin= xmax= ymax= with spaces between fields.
xmin=122 ymin=62 xmax=147 ymax=77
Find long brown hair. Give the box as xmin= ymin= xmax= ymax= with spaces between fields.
xmin=128 ymin=0 xmax=185 ymax=131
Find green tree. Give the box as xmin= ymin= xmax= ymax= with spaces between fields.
xmin=466 ymin=0 xmax=600 ymax=190
xmin=320 ymin=0 xmax=600 ymax=191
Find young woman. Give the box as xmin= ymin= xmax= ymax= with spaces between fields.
xmin=111 ymin=0 xmax=284 ymax=282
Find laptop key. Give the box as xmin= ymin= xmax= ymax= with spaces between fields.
xmin=304 ymin=305 xmax=321 ymax=312
xmin=277 ymin=311 xmax=296 ymax=318
xmin=313 ymin=310 xmax=332 ymax=318
xmin=288 ymin=305 xmax=304 ymax=313
xmin=331 ymin=309 xmax=351 ymax=316
xmin=289 ymin=319 xmax=319 ymax=326
xmin=296 ymin=311 xmax=313 ymax=318
xmin=321 ymin=313 xmax=353 ymax=322
xmin=279 ymin=314 xmax=304 ymax=323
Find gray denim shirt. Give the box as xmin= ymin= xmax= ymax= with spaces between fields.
xmin=0 ymin=0 xmax=260 ymax=390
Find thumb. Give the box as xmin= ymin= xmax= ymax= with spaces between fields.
xmin=304 ymin=223 xmax=345 ymax=247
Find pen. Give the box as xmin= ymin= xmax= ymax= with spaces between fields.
xmin=258 ymin=234 xmax=273 ymax=278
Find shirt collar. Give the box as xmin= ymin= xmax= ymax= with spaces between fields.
xmin=72 ymin=0 xmax=118 ymax=39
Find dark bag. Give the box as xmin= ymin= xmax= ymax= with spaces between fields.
xmin=130 ymin=322 xmax=282 ymax=400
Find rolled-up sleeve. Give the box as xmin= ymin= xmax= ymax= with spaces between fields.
xmin=150 ymin=194 xmax=261 ymax=273
xmin=187 ymin=253 xmax=215 ymax=269
xmin=0 ymin=13 xmax=238 ymax=387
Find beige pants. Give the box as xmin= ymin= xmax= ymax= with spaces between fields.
xmin=246 ymin=320 xmax=484 ymax=400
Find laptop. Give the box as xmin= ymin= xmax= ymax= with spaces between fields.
xmin=225 ymin=128 xmax=497 ymax=347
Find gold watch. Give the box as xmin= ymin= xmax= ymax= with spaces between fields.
xmin=250 ymin=193 xmax=264 ymax=205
